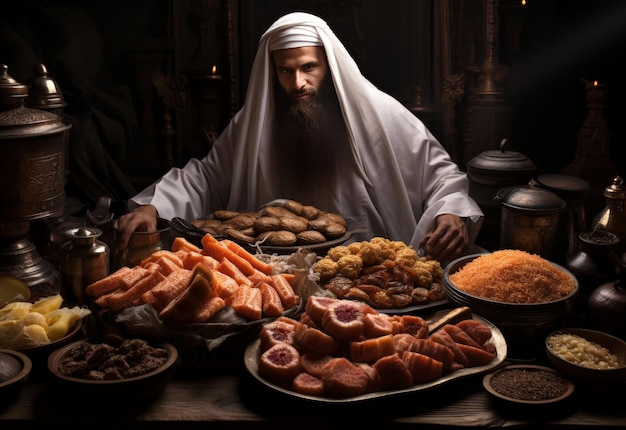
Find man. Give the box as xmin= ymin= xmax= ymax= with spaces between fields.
xmin=115 ymin=12 xmax=483 ymax=264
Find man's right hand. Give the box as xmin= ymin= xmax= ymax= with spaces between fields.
xmin=113 ymin=205 xmax=158 ymax=249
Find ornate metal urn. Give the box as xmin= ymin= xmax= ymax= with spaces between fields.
xmin=0 ymin=64 xmax=71 ymax=297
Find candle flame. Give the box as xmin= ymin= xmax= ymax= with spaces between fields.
xmin=521 ymin=0 xmax=526 ymax=5
xmin=212 ymin=65 xmax=217 ymax=75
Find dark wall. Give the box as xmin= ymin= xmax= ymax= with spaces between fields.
xmin=507 ymin=0 xmax=626 ymax=179
xmin=2 ymin=0 xmax=624 ymax=208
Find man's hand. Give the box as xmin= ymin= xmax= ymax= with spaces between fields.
xmin=113 ymin=205 xmax=158 ymax=249
xmin=418 ymin=214 xmax=469 ymax=263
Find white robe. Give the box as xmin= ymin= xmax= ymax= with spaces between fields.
xmin=130 ymin=12 xmax=484 ymax=249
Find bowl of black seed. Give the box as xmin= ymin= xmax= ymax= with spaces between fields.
xmin=483 ymin=364 xmax=575 ymax=406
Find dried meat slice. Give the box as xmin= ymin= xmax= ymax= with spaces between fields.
xmin=321 ymin=357 xmax=370 ymax=398
xmin=402 ymin=350 xmax=443 ymax=384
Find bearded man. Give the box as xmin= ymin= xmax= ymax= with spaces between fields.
xmin=115 ymin=12 xmax=483 ymax=263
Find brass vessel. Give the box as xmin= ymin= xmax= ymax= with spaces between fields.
xmin=0 ymin=64 xmax=71 ymax=297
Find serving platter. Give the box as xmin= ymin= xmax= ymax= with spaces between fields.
xmin=170 ymin=216 xmax=356 ymax=256
xmin=243 ymin=310 xmax=507 ymax=403
xmin=373 ymin=299 xmax=449 ymax=315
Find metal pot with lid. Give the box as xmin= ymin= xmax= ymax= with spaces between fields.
xmin=467 ymin=138 xmax=538 ymax=250
xmin=496 ymin=185 xmax=566 ymax=261
xmin=0 ymin=64 xmax=71 ymax=296
xmin=0 ymin=64 xmax=70 ymax=221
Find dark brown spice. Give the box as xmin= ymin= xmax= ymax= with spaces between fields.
xmin=489 ymin=368 xmax=569 ymax=401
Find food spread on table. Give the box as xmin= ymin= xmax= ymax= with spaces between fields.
xmin=3 ymin=198 xmax=625 ymax=412
xmin=313 ymin=237 xmax=446 ymax=309
xmin=250 ymin=297 xmax=500 ymax=399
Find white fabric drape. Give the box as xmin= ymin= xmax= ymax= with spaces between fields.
xmin=131 ymin=12 xmax=483 ymax=249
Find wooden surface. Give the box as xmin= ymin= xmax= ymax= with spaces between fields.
xmin=2 ymin=356 xmax=625 ymax=429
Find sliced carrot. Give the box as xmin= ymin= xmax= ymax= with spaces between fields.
xmin=93 ymin=290 xmax=119 ymax=308
xmin=248 ymin=268 xmax=272 ymax=286
xmin=107 ymin=269 xmax=162 ymax=311
xmin=260 ymin=282 xmax=284 ymax=317
xmin=140 ymin=249 xmax=184 ymax=268
xmin=171 ymin=236 xmax=202 ymax=254
xmin=221 ymin=239 xmax=274 ymax=275
xmin=277 ymin=272 xmax=296 ymax=286
xmin=181 ymin=250 xmax=219 ymax=271
xmin=86 ymin=266 xmax=132 ymax=297
xmin=217 ymin=258 xmax=253 ymax=286
xmin=200 ymin=232 xmax=220 ymax=248
xmin=115 ymin=266 xmax=150 ymax=290
xmin=202 ymin=241 xmax=255 ymax=276
xmin=210 ymin=270 xmax=239 ymax=304
xmin=149 ymin=268 xmax=194 ymax=311
xmin=153 ymin=255 xmax=184 ymax=276
xmin=136 ymin=290 xmax=158 ymax=306
xmin=158 ymin=265 xmax=218 ymax=324
xmin=196 ymin=296 xmax=226 ymax=322
xmin=230 ymin=285 xmax=262 ymax=320
xmin=270 ymin=274 xmax=298 ymax=308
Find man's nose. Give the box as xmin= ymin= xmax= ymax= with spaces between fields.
xmin=293 ymin=71 xmax=306 ymax=89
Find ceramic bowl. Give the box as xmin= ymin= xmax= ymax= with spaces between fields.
xmin=443 ymin=253 xmax=579 ymax=357
xmin=483 ymin=364 xmax=575 ymax=406
xmin=0 ymin=349 xmax=32 ymax=402
xmin=48 ymin=340 xmax=179 ymax=403
xmin=545 ymin=328 xmax=626 ymax=383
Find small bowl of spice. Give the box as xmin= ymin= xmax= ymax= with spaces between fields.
xmin=545 ymin=328 xmax=626 ymax=383
xmin=483 ymin=364 xmax=575 ymax=405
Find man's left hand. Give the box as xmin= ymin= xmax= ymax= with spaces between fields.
xmin=418 ymin=214 xmax=469 ymax=263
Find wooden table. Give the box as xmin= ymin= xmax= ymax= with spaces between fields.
xmin=2 ymin=354 xmax=625 ymax=430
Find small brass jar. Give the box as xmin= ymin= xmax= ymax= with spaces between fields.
xmin=59 ymin=227 xmax=109 ymax=305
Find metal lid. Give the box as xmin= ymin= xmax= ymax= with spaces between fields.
xmin=0 ymin=64 xmax=68 ymax=138
xmin=467 ymin=139 xmax=537 ymax=175
xmin=604 ymin=176 xmax=625 ymax=200
xmin=25 ymin=64 xmax=67 ymax=110
xmin=64 ymin=227 xmax=103 ymax=244
xmin=496 ymin=186 xmax=566 ymax=215
xmin=535 ymin=173 xmax=590 ymax=201
xmin=0 ymin=64 xmax=28 ymax=107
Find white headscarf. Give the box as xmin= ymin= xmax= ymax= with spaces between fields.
xmin=133 ymin=12 xmax=483 ymax=248
xmin=230 ymin=12 xmax=481 ymax=244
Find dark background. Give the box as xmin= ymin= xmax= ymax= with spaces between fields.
xmin=1 ymin=0 xmax=625 ymax=218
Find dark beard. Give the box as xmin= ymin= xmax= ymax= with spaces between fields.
xmin=272 ymin=77 xmax=347 ymax=185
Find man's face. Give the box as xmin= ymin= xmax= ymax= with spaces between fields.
xmin=272 ymin=46 xmax=328 ymax=102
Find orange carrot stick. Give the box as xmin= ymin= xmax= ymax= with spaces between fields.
xmin=171 ymin=236 xmax=202 ymax=254
xmin=202 ymin=241 xmax=255 ymax=276
xmin=230 ymin=285 xmax=262 ymax=320
xmin=201 ymin=232 xmax=220 ymax=248
xmin=211 ymin=270 xmax=240 ymax=304
xmin=221 ymin=239 xmax=274 ymax=275
xmin=270 ymin=274 xmax=298 ymax=308
xmin=260 ymin=282 xmax=284 ymax=317
xmin=217 ymin=258 xmax=253 ymax=286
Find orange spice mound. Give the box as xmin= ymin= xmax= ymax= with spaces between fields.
xmin=448 ymin=250 xmax=576 ymax=303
